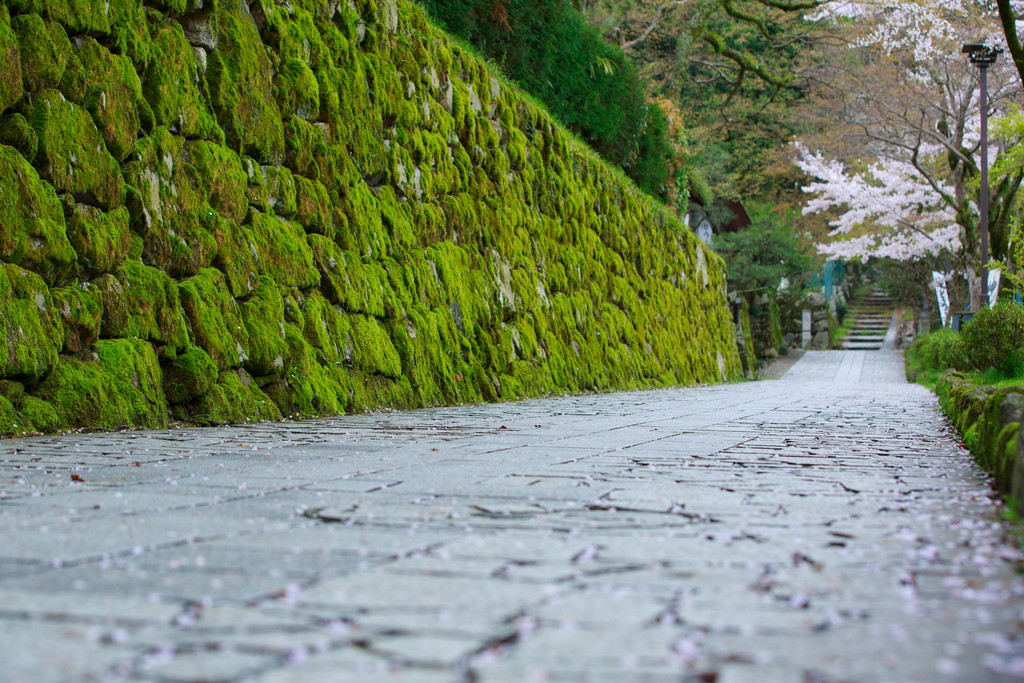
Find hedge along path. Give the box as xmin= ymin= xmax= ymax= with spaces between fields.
xmin=0 ymin=0 xmax=742 ymax=435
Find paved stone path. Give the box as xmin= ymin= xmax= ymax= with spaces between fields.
xmin=1 ymin=351 xmax=1023 ymax=682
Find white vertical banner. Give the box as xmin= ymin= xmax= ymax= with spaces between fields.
xmin=932 ymin=271 xmax=950 ymax=326
xmin=989 ymin=270 xmax=1001 ymax=308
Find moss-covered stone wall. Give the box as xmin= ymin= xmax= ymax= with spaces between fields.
xmin=0 ymin=0 xmax=741 ymax=435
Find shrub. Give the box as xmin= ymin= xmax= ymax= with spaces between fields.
xmin=905 ymin=328 xmax=966 ymax=385
xmin=418 ymin=0 xmax=671 ymax=199
xmin=960 ymin=302 xmax=1024 ymax=376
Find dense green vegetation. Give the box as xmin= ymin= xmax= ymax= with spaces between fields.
xmin=418 ymin=0 xmax=675 ymax=202
xmin=907 ymin=304 xmax=1024 ymax=388
xmin=906 ymin=304 xmax=1024 ymax=493
xmin=710 ymin=204 xmax=809 ymax=295
xmin=0 ymin=0 xmax=741 ymax=436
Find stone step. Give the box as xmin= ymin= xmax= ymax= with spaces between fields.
xmin=842 ymin=341 xmax=886 ymax=350
xmin=837 ymin=290 xmax=895 ymax=351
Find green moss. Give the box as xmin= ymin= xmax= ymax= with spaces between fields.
xmin=151 ymin=0 xmax=206 ymax=13
xmin=336 ymin=180 xmax=387 ymax=257
xmin=36 ymin=338 xmax=169 ymax=431
xmin=178 ymin=268 xmax=250 ymax=370
xmin=20 ymin=394 xmax=61 ymax=433
xmin=0 ymin=262 xmax=62 ymax=381
xmin=351 ymin=314 xmax=401 ymax=378
xmin=239 ymin=276 xmax=287 ymax=377
xmin=54 ymin=37 xmax=86 ymax=102
xmin=995 ymin=421 xmax=1019 ymax=484
xmin=298 ymin=290 xmax=352 ymax=366
xmin=0 ymin=378 xmax=60 ymax=434
xmin=45 ymin=0 xmax=110 ymax=35
xmin=144 ymin=23 xmax=223 ymax=141
xmin=106 ymin=0 xmax=153 ymax=67
xmin=11 ymin=13 xmax=69 ymax=94
xmin=295 ymin=176 xmax=332 ymax=235
xmin=207 ymin=2 xmax=286 ymax=163
xmin=283 ymin=115 xmax=328 ymax=179
xmin=0 ymin=394 xmax=29 ymax=436
xmin=376 ymin=186 xmax=415 ymax=252
xmin=0 ymin=0 xmax=743 ymax=432
xmin=185 ymin=140 xmax=248 ymax=223
xmin=0 ymin=378 xmax=25 ymax=405
xmin=209 ymin=214 xmax=259 ymax=297
xmin=263 ymin=322 xmax=346 ymax=417
xmin=308 ymin=234 xmax=386 ymax=316
xmin=123 ymin=128 xmax=217 ymax=277
xmin=63 ymin=202 xmax=133 ymax=277
xmin=50 ymin=284 xmax=102 ymax=353
xmin=162 ymin=346 xmax=218 ymax=405
xmin=29 ymin=89 xmax=124 ymax=210
xmin=264 ymin=165 xmax=298 ymax=217
xmin=275 ymin=57 xmax=320 ymax=121
xmin=75 ymin=38 xmax=148 ymax=161
xmin=247 ymin=163 xmax=297 ymax=216
xmin=248 ymin=210 xmax=319 ymax=288
xmin=190 ymin=368 xmax=282 ymax=425
xmin=0 ymin=5 xmax=23 ymax=112
xmin=0 ymin=113 xmax=37 ymax=159
xmin=97 ymin=260 xmax=190 ymax=352
xmin=0 ymin=144 xmax=76 ymax=284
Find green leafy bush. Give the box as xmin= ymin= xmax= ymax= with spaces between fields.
xmin=418 ymin=0 xmax=670 ymax=199
xmin=711 ymin=204 xmax=810 ymax=294
xmin=905 ymin=328 xmax=966 ymax=385
xmin=960 ymin=302 xmax=1024 ymax=376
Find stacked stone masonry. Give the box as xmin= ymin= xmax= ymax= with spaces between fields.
xmin=0 ymin=0 xmax=741 ymax=435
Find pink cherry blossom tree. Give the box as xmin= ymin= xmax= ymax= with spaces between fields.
xmin=795 ymin=0 xmax=1023 ymax=266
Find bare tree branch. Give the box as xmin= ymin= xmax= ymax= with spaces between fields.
xmin=622 ymin=4 xmax=667 ymax=50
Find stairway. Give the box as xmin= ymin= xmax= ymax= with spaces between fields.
xmin=841 ymin=291 xmax=895 ymax=350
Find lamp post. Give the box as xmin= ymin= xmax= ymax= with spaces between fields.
xmin=962 ymin=42 xmax=1002 ymax=309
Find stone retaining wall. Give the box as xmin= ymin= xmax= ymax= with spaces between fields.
xmin=0 ymin=0 xmax=741 ymax=435
xmin=937 ymin=370 xmax=1024 ymax=501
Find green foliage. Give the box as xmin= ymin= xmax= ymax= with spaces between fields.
xmin=418 ymin=0 xmax=670 ymax=199
xmin=711 ymin=205 xmax=809 ymax=294
xmin=960 ymin=303 xmax=1024 ymax=376
xmin=993 ymin=218 xmax=1024 ymax=296
xmin=877 ymin=258 xmax=937 ymax=309
xmin=905 ymin=328 xmax=968 ymax=387
xmin=907 ymin=305 xmax=1024 ymax=388
xmin=580 ymin=0 xmax=816 ymax=200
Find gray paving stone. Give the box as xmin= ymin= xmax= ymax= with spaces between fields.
xmin=0 ymin=350 xmax=1022 ymax=681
